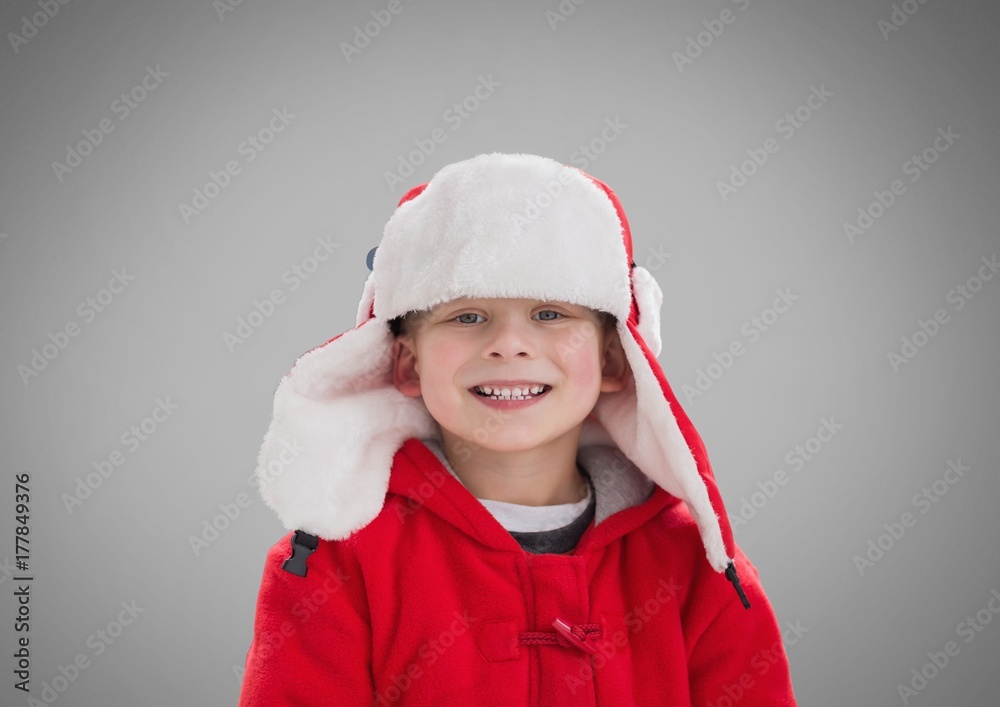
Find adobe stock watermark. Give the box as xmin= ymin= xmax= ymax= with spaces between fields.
xmin=565 ymin=577 xmax=682 ymax=694
xmin=383 ymin=74 xmax=501 ymax=190
xmin=568 ymin=116 xmax=627 ymax=171
xmin=395 ymin=461 xmax=451 ymax=524
xmin=681 ymin=287 xmax=800 ymax=402
xmin=511 ymin=116 xmax=627 ymax=226
xmin=7 ymin=0 xmax=72 ymax=54
xmin=887 ymin=254 xmax=998 ymax=373
xmin=852 ymin=458 xmax=970 ymax=577
xmin=638 ymin=243 xmax=671 ymax=273
xmin=730 ymin=416 xmax=843 ymax=528
xmin=706 ymin=619 xmax=809 ymax=707
xmin=17 ymin=268 xmax=136 ymax=386
xmin=62 ymin=397 xmax=180 ymax=514
xmin=341 ymin=0 xmax=414 ymax=63
xmin=545 ymin=0 xmax=589 ymax=31
xmin=843 ymin=126 xmax=959 ymax=244
xmin=878 ymin=0 xmax=932 ymax=40
xmin=509 ymin=164 xmax=589 ymax=228
xmin=232 ymin=562 xmax=350 ymax=682
xmin=374 ymin=610 xmax=476 ymax=706
xmin=213 ymin=0 xmax=246 ymax=21
xmin=188 ymin=439 xmax=303 ymax=557
xmin=896 ymin=585 xmax=1000 ymax=705
xmin=222 ymin=234 xmax=340 ymax=353
xmin=19 ymin=599 xmax=144 ymax=705
xmin=51 ymin=64 xmax=169 ymax=182
xmin=672 ymin=0 xmax=752 ymax=73
xmin=178 ymin=106 xmax=295 ymax=225
xmin=0 ymin=556 xmax=18 ymax=587
xmin=717 ymin=84 xmax=833 ymax=202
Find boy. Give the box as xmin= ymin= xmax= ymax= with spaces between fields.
xmin=238 ymin=152 xmax=798 ymax=705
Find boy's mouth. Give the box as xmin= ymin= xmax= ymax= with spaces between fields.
xmin=471 ymin=384 xmax=551 ymax=401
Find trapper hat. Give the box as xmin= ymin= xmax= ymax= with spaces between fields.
xmin=255 ymin=152 xmax=750 ymax=608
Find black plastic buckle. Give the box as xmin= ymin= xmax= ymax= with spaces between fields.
xmin=281 ymin=530 xmax=319 ymax=577
xmin=725 ymin=561 xmax=751 ymax=609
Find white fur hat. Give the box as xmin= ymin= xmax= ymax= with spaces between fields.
xmin=255 ymin=152 xmax=749 ymax=607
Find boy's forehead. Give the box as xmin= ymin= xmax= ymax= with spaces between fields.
xmin=430 ymin=297 xmax=584 ymax=311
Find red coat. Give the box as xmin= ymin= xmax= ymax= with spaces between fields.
xmin=238 ymin=438 xmax=798 ymax=706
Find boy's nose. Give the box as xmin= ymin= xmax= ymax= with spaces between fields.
xmin=482 ymin=318 xmax=535 ymax=359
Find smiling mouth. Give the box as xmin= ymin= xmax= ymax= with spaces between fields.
xmin=471 ymin=384 xmax=551 ymax=401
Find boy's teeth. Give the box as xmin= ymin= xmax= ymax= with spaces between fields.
xmin=475 ymin=384 xmax=548 ymax=399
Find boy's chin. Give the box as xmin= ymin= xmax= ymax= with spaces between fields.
xmin=441 ymin=426 xmax=585 ymax=454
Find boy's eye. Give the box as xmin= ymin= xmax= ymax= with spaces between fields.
xmin=452 ymin=309 xmax=563 ymax=324
xmin=451 ymin=310 xmax=564 ymax=324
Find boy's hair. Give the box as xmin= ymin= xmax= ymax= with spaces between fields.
xmin=389 ymin=307 xmax=617 ymax=338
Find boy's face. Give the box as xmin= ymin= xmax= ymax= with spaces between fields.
xmin=391 ymin=297 xmax=629 ymax=454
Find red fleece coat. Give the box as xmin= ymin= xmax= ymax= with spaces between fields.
xmin=238 ymin=438 xmax=798 ymax=706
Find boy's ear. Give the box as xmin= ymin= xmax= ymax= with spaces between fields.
xmin=391 ymin=335 xmax=423 ymax=397
xmin=599 ymin=326 xmax=630 ymax=394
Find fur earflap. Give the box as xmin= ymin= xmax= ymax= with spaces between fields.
xmin=256 ymin=318 xmax=438 ymax=539
xmin=631 ymin=265 xmax=664 ymax=358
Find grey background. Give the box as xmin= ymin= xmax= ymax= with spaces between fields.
xmin=1 ymin=0 xmax=998 ymax=705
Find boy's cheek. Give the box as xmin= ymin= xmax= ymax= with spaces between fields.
xmin=560 ymin=320 xmax=604 ymax=355
xmin=431 ymin=350 xmax=470 ymax=380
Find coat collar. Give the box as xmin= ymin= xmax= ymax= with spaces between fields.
xmin=386 ymin=438 xmax=679 ymax=554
